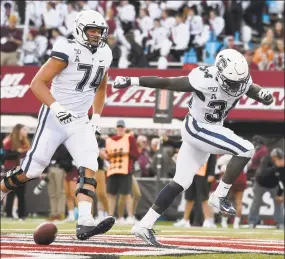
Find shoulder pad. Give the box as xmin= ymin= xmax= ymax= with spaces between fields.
xmin=188 ymin=66 xmax=215 ymax=91
xmin=50 ymin=38 xmax=72 ymax=62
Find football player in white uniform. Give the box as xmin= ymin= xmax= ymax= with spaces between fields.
xmin=112 ymin=49 xmax=274 ymax=246
xmin=0 ymin=10 xmax=115 ymax=240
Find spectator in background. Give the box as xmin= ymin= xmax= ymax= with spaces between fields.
xmin=164 ymin=1 xmax=186 ymax=16
xmin=252 ymin=37 xmax=274 ymax=70
xmin=34 ymin=26 xmax=48 ymax=64
xmin=42 ymin=1 xmax=62 ymax=31
xmin=21 ymin=31 xmax=39 ymax=66
xmin=46 ymin=28 xmax=65 ymax=57
xmin=117 ymin=1 xmax=136 ymax=33
xmin=264 ymin=27 xmax=275 ymax=46
xmin=107 ymin=35 xmax=121 ymax=68
xmin=125 ymin=30 xmax=149 ymax=67
xmin=78 ymin=0 xmax=92 ymax=11
xmin=248 ymin=148 xmax=285 ymax=229
xmin=186 ymin=6 xmax=203 ymax=48
xmin=273 ymin=39 xmax=284 ymax=71
xmin=160 ymin=9 xmax=176 ymax=32
xmin=43 ymin=144 xmax=68 ymax=221
xmin=137 ymin=135 xmax=152 ymax=177
xmin=106 ymin=120 xmax=139 ymax=225
xmin=26 ymin=1 xmax=46 ymax=28
xmin=94 ymin=135 xmax=109 ymax=222
xmin=137 ymin=8 xmax=154 ymax=39
xmin=222 ymin=35 xmax=241 ymax=52
xmin=274 ymin=20 xmax=284 ymax=40
xmin=0 ymin=15 xmax=22 ymax=66
xmin=1 ymin=1 xmax=13 ymax=26
xmin=55 ymin=0 xmax=68 ymax=26
xmin=170 ymin=14 xmax=190 ymax=61
xmin=223 ymin=0 xmax=243 ymax=37
xmin=174 ymin=155 xmax=217 ymax=228
xmin=243 ymin=0 xmax=266 ymax=37
xmin=149 ymin=138 xmax=174 ymax=178
xmin=106 ymin=8 xmax=116 ymax=35
xmin=3 ymin=124 xmax=30 ymax=220
xmin=193 ymin=13 xmax=211 ymax=62
xmin=243 ymin=50 xmax=259 ymax=70
xmin=247 ymin=135 xmax=269 ymax=181
xmin=59 ymin=3 xmax=79 ymax=38
xmin=147 ymin=18 xmax=170 ymax=61
xmin=64 ymin=162 xmax=78 ymax=222
xmin=217 ymin=154 xmax=247 ymax=229
xmin=143 ymin=0 xmax=162 ymax=20
xmin=209 ymin=9 xmax=225 ymax=38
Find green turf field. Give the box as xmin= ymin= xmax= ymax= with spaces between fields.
xmin=1 ymin=217 xmax=284 ymax=259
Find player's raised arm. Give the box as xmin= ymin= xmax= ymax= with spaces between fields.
xmin=246 ymin=83 xmax=274 ymax=105
xmin=112 ymin=76 xmax=195 ymax=92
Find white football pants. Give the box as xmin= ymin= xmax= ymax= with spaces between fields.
xmin=21 ymin=105 xmax=99 ymax=179
xmin=173 ymin=114 xmax=254 ymax=190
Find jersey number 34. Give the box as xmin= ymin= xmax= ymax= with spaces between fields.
xmin=75 ymin=63 xmax=105 ymax=92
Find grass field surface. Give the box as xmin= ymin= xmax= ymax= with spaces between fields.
xmin=1 ymin=218 xmax=284 ymax=259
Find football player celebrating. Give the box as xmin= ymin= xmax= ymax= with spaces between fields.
xmin=0 ymin=10 xmax=115 ymax=240
xmin=112 ymin=49 xmax=274 ymax=246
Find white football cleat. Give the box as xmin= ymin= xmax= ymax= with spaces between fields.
xmin=131 ymin=223 xmax=161 ymax=247
xmin=208 ymin=193 xmax=236 ymax=216
xmin=173 ymin=218 xmax=191 ymax=228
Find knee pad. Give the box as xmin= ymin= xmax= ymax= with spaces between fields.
xmin=75 ymin=167 xmax=97 ymax=200
xmin=3 ymin=166 xmax=27 ymax=191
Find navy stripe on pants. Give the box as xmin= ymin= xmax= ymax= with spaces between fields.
xmin=185 ymin=115 xmax=238 ymax=155
xmin=24 ymin=106 xmax=50 ymax=172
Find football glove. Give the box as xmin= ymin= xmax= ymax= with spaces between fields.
xmin=90 ymin=113 xmax=102 ymax=136
xmin=112 ymin=76 xmax=140 ymax=89
xmin=50 ymin=102 xmax=78 ymax=124
xmin=257 ymin=89 xmax=274 ymax=105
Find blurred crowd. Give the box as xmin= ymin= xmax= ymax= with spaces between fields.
xmin=1 ymin=122 xmax=284 ymax=229
xmin=0 ymin=0 xmax=284 ymax=70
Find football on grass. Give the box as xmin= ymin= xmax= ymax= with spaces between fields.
xmin=33 ymin=222 xmax=58 ymax=245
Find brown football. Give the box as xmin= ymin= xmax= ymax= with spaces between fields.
xmin=33 ymin=222 xmax=58 ymax=245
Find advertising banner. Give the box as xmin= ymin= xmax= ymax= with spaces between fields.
xmin=1 ymin=66 xmax=284 ymax=121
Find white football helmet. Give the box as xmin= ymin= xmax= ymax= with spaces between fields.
xmin=73 ymin=10 xmax=108 ymax=49
xmin=215 ymin=49 xmax=250 ymax=97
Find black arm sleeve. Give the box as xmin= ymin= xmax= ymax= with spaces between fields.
xmin=139 ymin=76 xmax=195 ymax=92
xmin=4 ymin=150 xmax=20 ymax=160
xmin=246 ymin=83 xmax=263 ymax=101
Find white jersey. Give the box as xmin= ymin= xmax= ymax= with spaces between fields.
xmin=50 ymin=38 xmax=112 ymax=117
xmin=188 ymin=66 xmax=252 ymax=125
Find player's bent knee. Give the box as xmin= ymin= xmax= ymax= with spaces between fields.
xmin=237 ymin=141 xmax=254 ymax=158
xmin=173 ymin=177 xmax=193 ymax=191
xmin=75 ymin=166 xmax=97 ymax=200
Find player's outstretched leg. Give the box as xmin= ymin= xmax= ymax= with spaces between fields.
xmin=75 ymin=167 xmax=115 ymax=240
xmin=1 ymin=167 xmax=30 ymax=201
xmin=209 ymin=155 xmax=251 ymax=215
xmin=131 ymin=181 xmax=184 ymax=246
